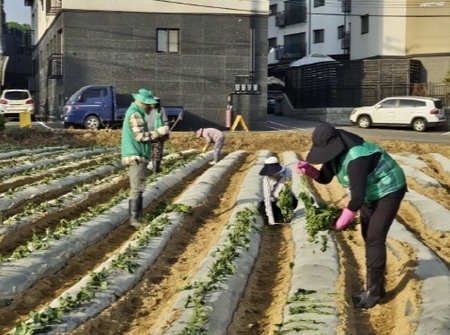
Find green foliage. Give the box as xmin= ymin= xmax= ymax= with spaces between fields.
xmin=276 ymin=178 xmax=296 ymax=222
xmin=444 ymin=69 xmax=450 ymax=83
xmin=298 ymin=177 xmax=357 ymax=252
xmin=180 ymin=207 xmax=258 ymax=333
xmin=4 ymin=127 xmax=33 ymax=140
xmin=0 ymin=114 xmax=6 ymax=131
xmin=6 ymin=22 xmax=32 ymax=33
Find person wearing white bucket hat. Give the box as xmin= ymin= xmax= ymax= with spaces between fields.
xmin=121 ymin=88 xmax=170 ymax=229
xmin=258 ymin=156 xmax=298 ymax=225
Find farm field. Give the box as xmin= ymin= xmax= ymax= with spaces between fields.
xmin=1 ymin=128 xmax=450 ymax=335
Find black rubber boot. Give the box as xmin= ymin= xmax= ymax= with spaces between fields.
xmin=153 ymin=160 xmax=161 ymax=173
xmin=353 ymin=276 xmax=385 ymax=305
xmin=355 ymin=268 xmax=384 ymax=309
xmin=129 ymin=196 xmax=143 ymax=228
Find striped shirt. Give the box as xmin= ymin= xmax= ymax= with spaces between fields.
xmin=262 ymin=167 xmax=292 ymax=224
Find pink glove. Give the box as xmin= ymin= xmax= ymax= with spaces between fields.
xmin=332 ymin=208 xmax=357 ymax=231
xmin=295 ymin=161 xmax=320 ymax=179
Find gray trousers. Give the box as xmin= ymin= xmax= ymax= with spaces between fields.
xmin=129 ymin=160 xmax=148 ymax=200
xmin=213 ymin=135 xmax=225 ymax=163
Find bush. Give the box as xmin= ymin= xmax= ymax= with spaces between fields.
xmin=0 ymin=114 xmax=6 ymax=131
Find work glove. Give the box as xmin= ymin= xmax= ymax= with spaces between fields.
xmin=156 ymin=125 xmax=170 ymax=136
xmin=331 ymin=208 xmax=357 ymax=231
xmin=295 ymin=160 xmax=320 ymax=179
xmin=201 ymin=145 xmax=208 ymax=153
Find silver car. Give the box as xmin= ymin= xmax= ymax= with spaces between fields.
xmin=350 ymin=96 xmax=446 ymax=132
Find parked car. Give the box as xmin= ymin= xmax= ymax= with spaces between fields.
xmin=0 ymin=89 xmax=34 ymax=119
xmin=267 ymin=90 xmax=284 ymax=114
xmin=63 ymin=85 xmax=184 ymax=130
xmin=350 ymin=96 xmax=447 ymax=132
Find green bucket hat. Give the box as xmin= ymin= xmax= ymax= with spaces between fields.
xmin=132 ymin=88 xmax=158 ymax=105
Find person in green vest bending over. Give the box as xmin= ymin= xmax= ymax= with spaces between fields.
xmin=296 ymin=124 xmax=407 ymax=309
xmin=121 ymin=88 xmax=169 ymax=228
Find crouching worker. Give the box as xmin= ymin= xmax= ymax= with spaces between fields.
xmin=258 ymin=157 xmax=298 ymax=225
xmin=195 ymin=127 xmax=225 ymax=165
xmin=121 ymin=88 xmax=170 ymax=228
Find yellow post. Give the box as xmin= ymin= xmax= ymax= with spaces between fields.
xmin=19 ymin=112 xmax=32 ymax=128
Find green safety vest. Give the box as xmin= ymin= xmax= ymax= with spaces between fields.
xmin=332 ymin=141 xmax=406 ymax=202
xmin=121 ymin=103 xmax=151 ymax=160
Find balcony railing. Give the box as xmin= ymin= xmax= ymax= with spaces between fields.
xmin=285 ymin=7 xmax=307 ymax=25
xmin=46 ymin=0 xmax=62 ymax=15
xmin=283 ymin=42 xmax=307 ymax=59
xmin=24 ymin=30 xmax=35 ymax=55
xmin=47 ymin=53 xmax=63 ymax=78
xmin=341 ymin=31 xmax=351 ymax=49
xmin=274 ymin=42 xmax=307 ymax=60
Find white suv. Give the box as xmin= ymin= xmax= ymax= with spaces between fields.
xmin=0 ymin=89 xmax=35 ymax=118
xmin=350 ymin=96 xmax=447 ymax=132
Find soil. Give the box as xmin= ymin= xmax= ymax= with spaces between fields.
xmin=0 ymin=127 xmax=449 ymax=335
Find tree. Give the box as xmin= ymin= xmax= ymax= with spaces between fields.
xmin=444 ymin=69 xmax=450 ymax=83
xmin=6 ymin=22 xmax=32 ymax=33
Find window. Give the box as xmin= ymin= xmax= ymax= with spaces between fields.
xmin=268 ymin=38 xmax=277 ymax=51
xmin=380 ymin=99 xmax=396 ymax=108
xmin=337 ymin=25 xmax=344 ymax=39
xmin=399 ymin=99 xmax=426 ymax=107
xmin=269 ymin=4 xmax=277 ymax=16
xmin=82 ymin=88 xmax=107 ymax=102
xmin=314 ymin=0 xmax=325 ymax=7
xmin=313 ymin=29 xmax=324 ymax=43
xmin=157 ymin=29 xmax=180 ymax=53
xmin=361 ymin=15 xmax=369 ymax=34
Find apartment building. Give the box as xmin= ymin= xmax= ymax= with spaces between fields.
xmin=269 ymin=0 xmax=450 ymax=83
xmin=25 ymin=0 xmax=269 ymax=130
xmin=3 ymin=27 xmax=32 ymax=88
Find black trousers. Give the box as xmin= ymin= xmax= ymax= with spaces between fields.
xmin=360 ymin=185 xmax=407 ymax=270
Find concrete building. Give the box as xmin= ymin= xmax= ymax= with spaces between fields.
xmin=25 ymin=0 xmax=269 ymax=130
xmin=0 ymin=0 xmax=9 ymax=87
xmin=3 ymin=27 xmax=32 ymax=88
xmin=269 ymin=0 xmax=450 ymax=83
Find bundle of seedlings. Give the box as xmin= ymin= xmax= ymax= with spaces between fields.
xmin=276 ymin=178 xmax=296 ymax=223
xmin=298 ymin=177 xmax=358 ymax=252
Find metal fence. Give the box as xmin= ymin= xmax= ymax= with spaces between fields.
xmin=289 ymin=82 xmax=450 ymax=108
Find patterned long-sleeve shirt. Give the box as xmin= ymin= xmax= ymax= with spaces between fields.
xmin=262 ymin=167 xmax=292 ymax=224
xmin=121 ymin=106 xmax=154 ymax=166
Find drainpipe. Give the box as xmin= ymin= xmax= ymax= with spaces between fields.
xmin=308 ymin=0 xmax=312 ymax=54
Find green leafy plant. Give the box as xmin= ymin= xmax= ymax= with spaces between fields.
xmin=298 ymin=178 xmax=357 ymax=252
xmin=276 ymin=178 xmax=296 ymax=222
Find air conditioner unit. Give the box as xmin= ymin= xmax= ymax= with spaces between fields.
xmin=275 ymin=48 xmax=285 ymax=60
xmin=276 ymin=12 xmax=286 ymax=27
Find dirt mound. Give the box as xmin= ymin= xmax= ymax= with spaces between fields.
xmin=0 ymin=128 xmax=449 ymax=335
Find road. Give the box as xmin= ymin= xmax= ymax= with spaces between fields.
xmin=267 ymin=114 xmax=450 ymax=144
xmin=4 ymin=115 xmax=450 ymax=144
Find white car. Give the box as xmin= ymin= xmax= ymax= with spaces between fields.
xmin=350 ymin=96 xmax=447 ymax=132
xmin=0 ymin=89 xmax=35 ymax=118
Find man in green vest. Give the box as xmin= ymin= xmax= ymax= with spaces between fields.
xmin=121 ymin=88 xmax=169 ymax=228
